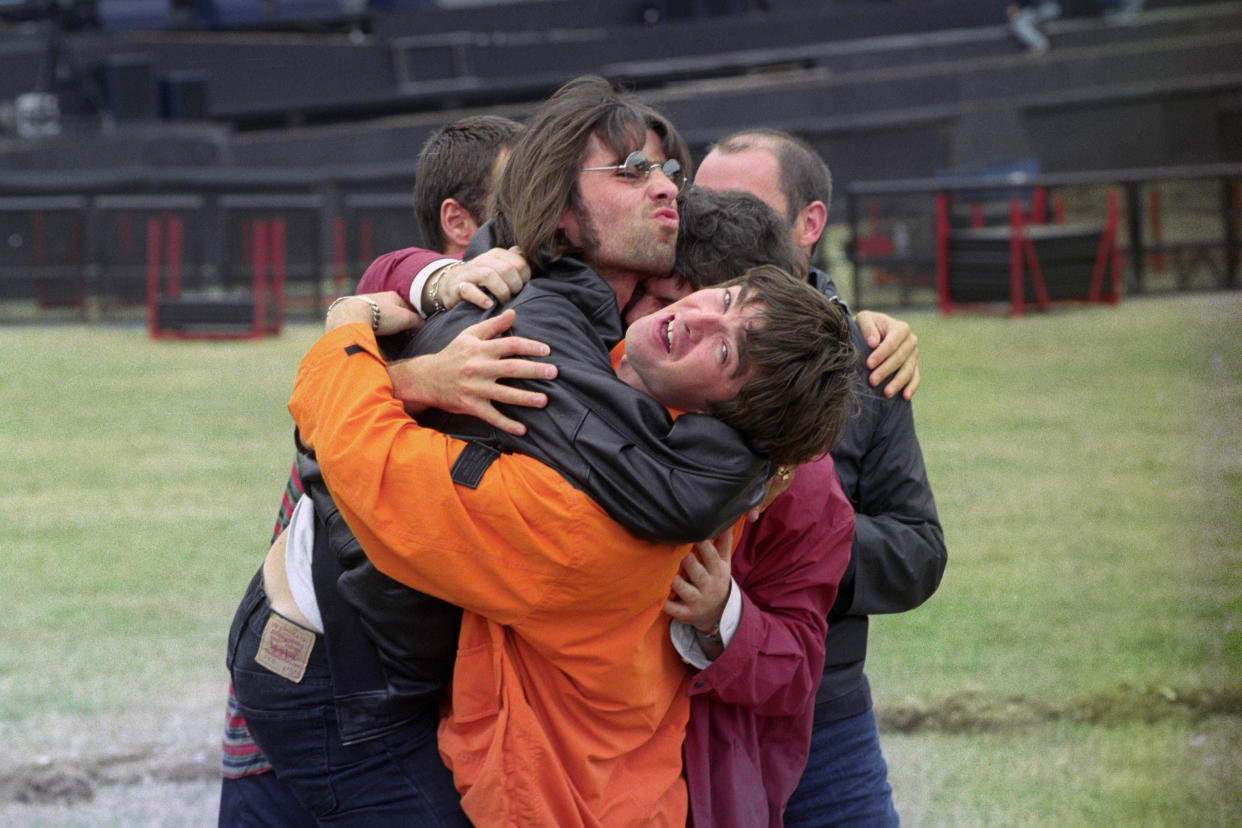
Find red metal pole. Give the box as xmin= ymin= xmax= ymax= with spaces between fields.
xmin=146 ymin=217 xmax=163 ymax=339
xmin=270 ymin=218 xmax=287 ymax=334
xmin=118 ymin=210 xmax=133 ymax=257
xmin=1108 ymin=188 xmax=1123 ymax=304
xmin=251 ymin=219 xmax=268 ymax=339
xmin=935 ymin=194 xmax=951 ymax=314
xmin=166 ymin=214 xmax=183 ymax=300
xmin=1009 ymin=198 xmax=1025 ymax=317
xmin=1149 ymin=189 xmax=1165 ymax=272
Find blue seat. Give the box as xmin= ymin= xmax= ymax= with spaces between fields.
xmin=193 ymin=0 xmax=266 ymax=28
xmin=96 ymin=0 xmax=174 ymax=32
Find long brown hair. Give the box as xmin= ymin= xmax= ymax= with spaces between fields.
xmin=492 ymin=75 xmax=690 ymax=265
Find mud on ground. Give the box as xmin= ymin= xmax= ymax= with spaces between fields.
xmin=1 ymin=683 xmax=1238 ymax=818
xmin=879 ymin=683 xmax=1242 ymax=733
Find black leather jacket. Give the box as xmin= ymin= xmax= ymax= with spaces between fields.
xmin=304 ymin=225 xmax=768 ymax=742
xmin=407 ymin=228 xmax=769 ymax=543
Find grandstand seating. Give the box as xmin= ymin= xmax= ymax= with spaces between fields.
xmin=0 ymin=0 xmax=1239 ymax=187
xmin=3 ymin=0 xmax=1239 ymax=320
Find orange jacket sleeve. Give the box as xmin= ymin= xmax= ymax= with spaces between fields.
xmin=290 ymin=324 xmax=601 ymax=625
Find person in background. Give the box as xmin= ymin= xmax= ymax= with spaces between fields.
xmin=1101 ymin=0 xmax=1145 ymax=23
xmin=358 ymin=114 xmax=529 ymax=329
xmin=1006 ymin=0 xmax=1061 ymax=54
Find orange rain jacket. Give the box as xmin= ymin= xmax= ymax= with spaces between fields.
xmin=290 ymin=323 xmax=696 ymax=828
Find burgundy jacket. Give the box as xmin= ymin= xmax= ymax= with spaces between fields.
xmin=683 ymin=456 xmax=854 ymax=828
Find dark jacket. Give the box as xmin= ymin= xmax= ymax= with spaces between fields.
xmin=809 ymin=268 xmax=947 ymax=718
xmin=305 ymin=225 xmax=769 ymax=742
xmin=408 ymin=227 xmax=770 ymax=543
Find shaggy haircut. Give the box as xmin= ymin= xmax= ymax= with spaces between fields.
xmin=707 ymin=264 xmax=857 ymax=467
xmin=413 ymin=115 xmax=523 ymax=251
xmin=674 ymin=186 xmax=801 ymax=291
xmin=491 ymin=75 xmax=690 ymax=265
xmin=711 ymin=128 xmax=833 ymax=258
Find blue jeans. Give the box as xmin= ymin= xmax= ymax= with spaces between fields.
xmin=783 ymin=708 xmax=899 ymax=828
xmin=218 ymin=770 xmax=316 ymax=828
xmin=227 ymin=573 xmax=471 ymax=827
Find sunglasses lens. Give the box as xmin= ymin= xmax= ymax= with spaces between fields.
xmin=617 ymin=152 xmax=685 ymax=190
xmin=621 ymin=152 xmax=650 ymax=181
xmin=662 ymin=159 xmax=685 ymax=190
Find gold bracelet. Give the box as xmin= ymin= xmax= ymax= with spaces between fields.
xmin=425 ymin=262 xmax=462 ymax=316
xmin=327 ymin=295 xmax=380 ymax=332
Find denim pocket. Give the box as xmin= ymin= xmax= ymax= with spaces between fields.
xmin=232 ymin=669 xmax=337 ymax=817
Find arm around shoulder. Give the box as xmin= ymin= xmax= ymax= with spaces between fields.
xmin=832 ymin=391 xmax=946 ymax=617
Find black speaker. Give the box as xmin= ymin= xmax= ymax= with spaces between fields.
xmin=159 ymin=71 xmax=209 ymax=121
xmin=97 ymin=53 xmax=158 ymax=121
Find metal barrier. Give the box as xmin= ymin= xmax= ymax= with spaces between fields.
xmin=0 ymin=166 xmax=419 ymax=324
xmin=2 ymin=161 xmax=1239 ymax=324
xmin=844 ymin=162 xmax=1242 ymax=312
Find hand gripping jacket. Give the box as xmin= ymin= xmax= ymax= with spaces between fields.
xmin=302 ymin=222 xmax=770 ymax=744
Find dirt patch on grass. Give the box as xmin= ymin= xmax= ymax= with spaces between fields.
xmin=879 ymin=683 xmax=1242 ymax=734
xmin=3 ymin=684 xmax=1239 ymax=806
xmin=0 ymin=747 xmax=217 ymax=806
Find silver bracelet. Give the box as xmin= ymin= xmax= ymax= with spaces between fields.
xmin=327 ymin=295 xmax=380 ymax=332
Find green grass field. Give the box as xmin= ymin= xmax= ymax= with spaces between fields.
xmin=1 ymin=291 xmax=1239 ymax=825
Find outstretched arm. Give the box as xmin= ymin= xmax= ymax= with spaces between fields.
xmin=388 ymin=311 xmax=556 ymax=436
xmin=329 ymin=292 xmax=556 ymax=436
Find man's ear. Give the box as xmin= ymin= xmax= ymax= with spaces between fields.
xmin=792 ymin=199 xmax=828 ymax=251
xmin=557 ymin=207 xmax=579 ymax=246
xmin=440 ymin=199 xmax=479 ymax=253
